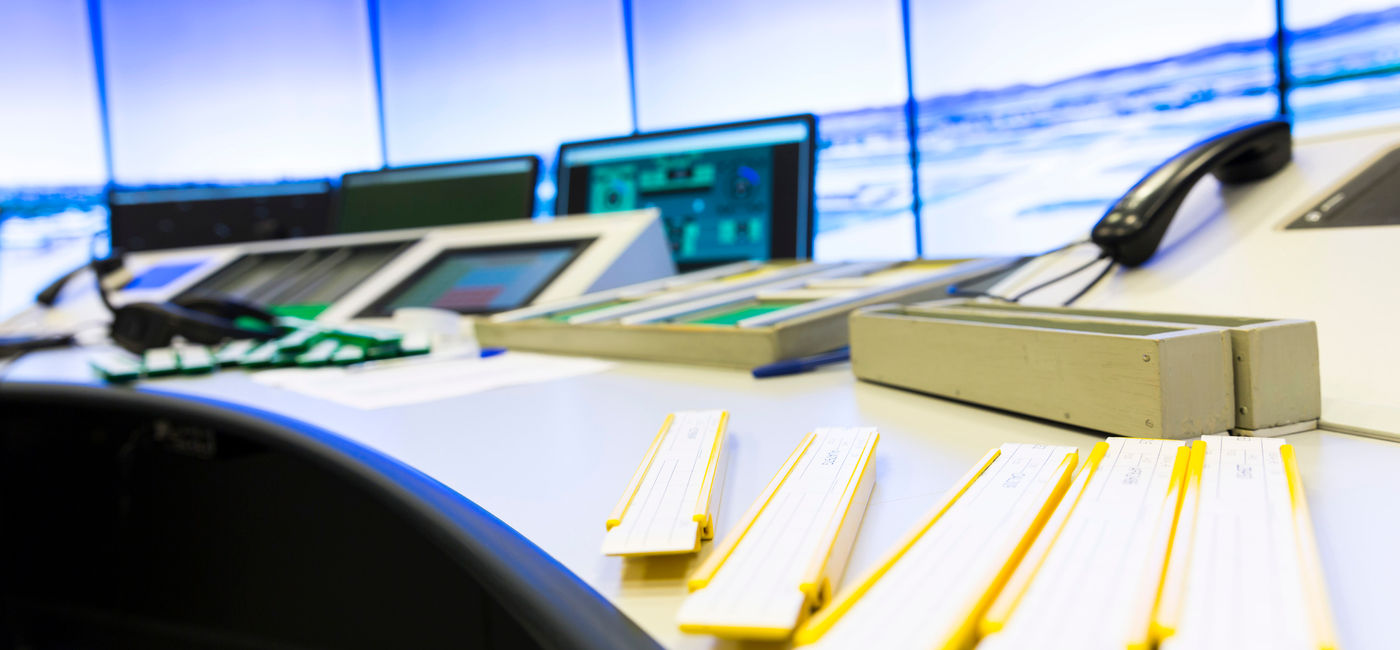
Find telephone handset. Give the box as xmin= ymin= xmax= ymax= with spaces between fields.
xmin=1092 ymin=119 xmax=1292 ymax=267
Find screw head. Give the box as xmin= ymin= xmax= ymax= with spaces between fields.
xmin=1142 ymin=354 xmax=1151 ymax=362
xmin=1145 ymin=418 xmax=1154 ymax=428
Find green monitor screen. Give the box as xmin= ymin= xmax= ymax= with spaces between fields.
xmin=338 ymin=155 xmax=539 ymax=233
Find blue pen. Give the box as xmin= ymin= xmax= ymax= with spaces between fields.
xmin=751 ymin=346 xmax=850 ymax=378
xmin=479 ymin=347 xmax=507 ymax=358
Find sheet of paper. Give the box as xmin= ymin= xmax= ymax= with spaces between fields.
xmin=804 ymin=443 xmax=1076 ymax=649
xmin=678 ymin=427 xmax=877 ymax=636
xmin=982 ymin=437 xmax=1185 ymax=650
xmin=1161 ymin=435 xmax=1317 ymax=650
xmin=252 ymin=352 xmax=614 ymax=409
xmin=603 ymin=410 xmax=727 ymax=556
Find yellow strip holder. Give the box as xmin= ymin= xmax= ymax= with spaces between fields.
xmin=1151 ymin=438 xmax=1338 ymax=650
xmin=680 ymin=429 xmax=879 ymax=639
xmin=603 ymin=411 xmax=729 ymax=556
xmin=793 ymin=445 xmax=1080 ymax=648
xmin=976 ymin=439 xmax=1191 ymax=650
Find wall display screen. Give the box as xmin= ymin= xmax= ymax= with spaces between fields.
xmin=338 ymin=156 xmax=539 ymax=234
xmin=376 ymin=0 xmax=632 ymax=168
xmin=100 ymin=0 xmax=381 ymax=186
xmin=359 ymin=241 xmax=592 ymax=317
xmin=557 ymin=116 xmax=813 ymax=270
xmin=13 ymin=0 xmax=1400 ymax=310
xmin=909 ymin=0 xmax=1279 ymax=259
xmin=1286 ymin=2 xmax=1400 ymax=134
xmin=629 ymin=0 xmax=914 ymax=261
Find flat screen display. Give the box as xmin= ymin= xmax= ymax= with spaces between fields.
xmin=108 ymin=181 xmax=333 ymax=252
xmin=360 ymin=240 xmax=592 ymax=317
xmin=176 ymin=242 xmax=409 ymax=319
xmin=556 ymin=115 xmax=814 ymax=270
xmin=338 ymin=156 xmax=539 ymax=233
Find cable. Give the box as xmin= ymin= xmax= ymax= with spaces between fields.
xmin=1010 ymin=252 xmax=1109 ymax=302
xmin=944 ymin=237 xmax=1093 ymax=303
xmin=1062 ymin=259 xmax=1117 ymax=306
xmin=945 ymin=289 xmax=1017 ymax=302
xmin=93 ymin=257 xmax=118 ymax=312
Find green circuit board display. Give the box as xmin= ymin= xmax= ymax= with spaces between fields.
xmin=679 ymin=300 xmax=807 ymax=326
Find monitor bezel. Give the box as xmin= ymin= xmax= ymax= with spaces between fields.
xmin=553 ymin=114 xmax=817 ymax=261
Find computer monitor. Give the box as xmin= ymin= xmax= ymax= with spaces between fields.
xmin=108 ymin=181 xmax=334 ymax=252
xmin=357 ymin=240 xmax=591 ymax=317
xmin=337 ymin=155 xmax=540 ymax=234
xmin=556 ymin=115 xmax=816 ymax=270
xmin=175 ymin=242 xmax=410 ymax=319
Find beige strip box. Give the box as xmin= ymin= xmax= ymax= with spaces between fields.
xmin=850 ymin=302 xmax=1237 ymax=439
xmin=917 ymin=301 xmax=1321 ymax=436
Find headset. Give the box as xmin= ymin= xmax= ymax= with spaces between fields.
xmin=38 ymin=253 xmax=281 ymax=354
xmin=105 ymin=291 xmax=281 ymax=354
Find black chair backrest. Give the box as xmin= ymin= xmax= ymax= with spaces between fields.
xmin=0 ymin=382 xmax=660 ymax=650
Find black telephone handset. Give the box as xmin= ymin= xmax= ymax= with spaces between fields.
xmin=1091 ymin=119 xmax=1293 ymax=267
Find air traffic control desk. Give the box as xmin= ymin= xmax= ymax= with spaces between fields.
xmin=6 ymin=124 xmax=1400 ymax=650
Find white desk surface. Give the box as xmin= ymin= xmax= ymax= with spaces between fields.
xmin=8 ymin=124 xmax=1400 ymax=650
xmin=6 ymin=349 xmax=1399 ymax=650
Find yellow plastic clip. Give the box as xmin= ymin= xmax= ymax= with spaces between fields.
xmin=687 ymin=432 xmax=816 ymax=591
xmin=606 ymin=414 xmax=674 ymax=531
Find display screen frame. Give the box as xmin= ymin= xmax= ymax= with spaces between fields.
xmin=554 ymin=114 xmax=816 ymax=266
xmin=356 ymin=238 xmax=596 ymax=318
xmin=336 ymin=154 xmax=542 ymax=234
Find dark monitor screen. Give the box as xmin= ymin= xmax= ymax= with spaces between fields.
xmin=556 ymin=115 xmax=815 ymax=270
xmin=338 ymin=156 xmax=539 ymax=234
xmin=108 ymin=181 xmax=333 ymax=252
xmin=176 ymin=242 xmax=409 ymax=319
xmin=358 ymin=240 xmax=592 ymax=317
